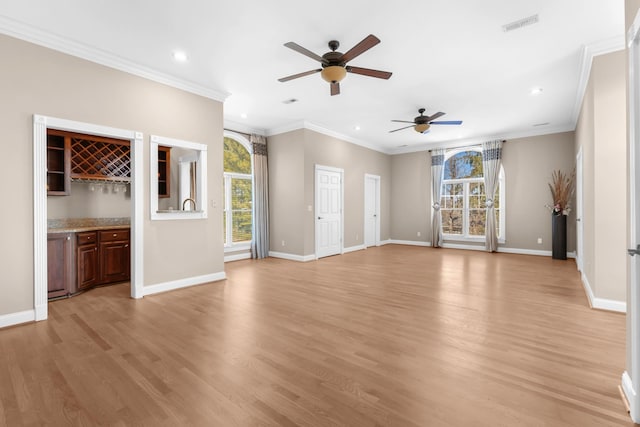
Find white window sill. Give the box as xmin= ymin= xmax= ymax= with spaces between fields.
xmin=444 ymin=235 xmax=506 ymax=244
xmin=224 ymin=243 xmax=251 ymax=253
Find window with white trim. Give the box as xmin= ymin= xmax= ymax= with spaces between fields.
xmin=223 ymin=134 xmax=252 ymax=247
xmin=441 ymin=148 xmax=505 ymax=241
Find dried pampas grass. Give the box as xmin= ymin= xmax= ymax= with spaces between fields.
xmin=548 ymin=169 xmax=575 ymax=213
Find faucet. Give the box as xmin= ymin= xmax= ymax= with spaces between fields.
xmin=182 ymin=198 xmax=196 ymax=211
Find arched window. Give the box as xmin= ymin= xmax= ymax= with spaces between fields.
xmin=223 ymin=132 xmax=253 ymax=247
xmin=441 ymin=148 xmax=505 ymax=241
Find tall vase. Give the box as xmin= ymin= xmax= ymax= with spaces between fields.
xmin=552 ymin=214 xmax=567 ymax=260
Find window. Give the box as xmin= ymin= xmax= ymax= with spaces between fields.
xmin=223 ymin=134 xmax=252 ymax=247
xmin=440 ymin=148 xmax=505 ymax=241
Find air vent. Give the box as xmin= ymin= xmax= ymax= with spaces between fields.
xmin=533 ymin=122 xmax=549 ymax=127
xmin=283 ymin=98 xmax=298 ymax=104
xmin=502 ymin=14 xmax=539 ymax=32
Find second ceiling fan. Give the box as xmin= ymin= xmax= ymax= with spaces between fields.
xmin=390 ymin=108 xmax=463 ymax=134
xmin=278 ymin=34 xmax=392 ymax=96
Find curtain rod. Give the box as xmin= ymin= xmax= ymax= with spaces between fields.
xmin=428 ymin=140 xmax=506 ymax=152
xmin=224 ymin=128 xmax=252 ymax=138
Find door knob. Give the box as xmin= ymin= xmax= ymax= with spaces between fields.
xmin=628 ymin=245 xmax=640 ymax=256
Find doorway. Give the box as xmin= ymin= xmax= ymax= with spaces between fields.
xmin=576 ymin=148 xmax=583 ymax=271
xmin=623 ymin=9 xmax=640 ymax=422
xmin=364 ymin=174 xmax=380 ymax=248
xmin=315 ymin=165 xmax=343 ymax=259
xmin=33 ymin=115 xmax=143 ymax=321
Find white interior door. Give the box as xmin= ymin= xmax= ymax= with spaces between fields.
xmin=576 ymin=148 xmax=583 ymax=271
xmin=315 ymin=165 xmax=343 ymax=258
xmin=364 ymin=174 xmax=380 ymax=247
xmin=624 ymin=11 xmax=640 ymax=422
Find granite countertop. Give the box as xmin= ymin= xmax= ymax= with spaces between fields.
xmin=48 ymin=217 xmax=130 ymax=233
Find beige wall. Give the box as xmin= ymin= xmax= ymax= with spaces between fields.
xmin=0 ymin=34 xmax=224 ymax=316
xmin=627 ymin=0 xmax=640 ymax=29
xmin=390 ymin=152 xmax=431 ymax=242
xmin=388 ymin=133 xmax=576 ymax=252
xmin=268 ymin=129 xmax=391 ymax=257
xmin=576 ymin=49 xmax=627 ymax=303
xmin=502 ymin=132 xmax=576 ymax=252
xmin=268 ymin=130 xmax=306 ymax=255
xmin=48 ymin=182 xmax=131 ymax=218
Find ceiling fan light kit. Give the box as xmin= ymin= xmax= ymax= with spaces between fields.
xmin=321 ymin=66 xmax=347 ymax=83
xmin=414 ymin=123 xmax=430 ymax=133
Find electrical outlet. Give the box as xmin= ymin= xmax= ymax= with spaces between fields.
xmin=537 ymin=237 xmax=542 ymax=244
xmin=281 ymin=240 xmax=285 ymax=246
xmin=355 ymin=234 xmax=359 ymax=241
xmin=307 ymin=205 xmax=312 ymax=212
xmin=417 ymin=231 xmax=421 ymax=237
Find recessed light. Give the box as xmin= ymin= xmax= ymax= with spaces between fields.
xmin=530 ymin=87 xmax=543 ymax=95
xmin=355 ymin=125 xmax=361 ymax=131
xmin=172 ymin=51 xmax=188 ymax=62
xmin=240 ymin=113 xmax=248 ymax=119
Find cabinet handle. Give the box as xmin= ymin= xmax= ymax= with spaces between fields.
xmin=125 ymin=244 xmax=128 ymax=248
xmin=87 ymin=236 xmax=91 ymax=240
xmin=67 ymin=236 xmax=71 ymax=240
xmin=113 ymin=234 xmax=117 ymax=237
xmin=95 ymin=247 xmax=97 ymax=251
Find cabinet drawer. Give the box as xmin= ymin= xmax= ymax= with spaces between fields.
xmin=99 ymin=229 xmax=130 ymax=242
xmin=77 ymin=231 xmax=97 ymax=245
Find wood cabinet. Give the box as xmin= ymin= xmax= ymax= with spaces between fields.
xmin=48 ymin=227 xmax=130 ymax=299
xmin=46 ymin=129 xmax=131 ymax=196
xmin=76 ymin=231 xmax=99 ymax=290
xmin=99 ymin=230 xmax=130 ymax=284
xmin=158 ymin=145 xmax=171 ymax=198
xmin=47 ymin=233 xmax=73 ymax=298
xmin=46 ymin=131 xmax=71 ymax=195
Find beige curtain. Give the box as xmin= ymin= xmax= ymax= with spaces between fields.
xmin=482 ymin=140 xmax=503 ymax=252
xmin=251 ymin=134 xmax=269 ymax=259
xmin=431 ymin=149 xmax=445 ymax=247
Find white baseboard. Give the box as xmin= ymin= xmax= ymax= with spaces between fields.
xmin=268 ymin=251 xmax=316 ymax=262
xmin=0 ymin=309 xmax=35 ymax=329
xmin=387 ymin=239 xmax=431 ymax=247
xmin=581 ymin=271 xmax=626 ymax=313
xmin=142 ymin=272 xmax=226 ymax=297
xmin=344 ymin=244 xmax=365 ymax=254
xmin=623 ymin=371 xmax=637 ymax=422
xmin=224 ymin=252 xmax=252 ymax=262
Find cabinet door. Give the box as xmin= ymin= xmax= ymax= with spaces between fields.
xmin=77 ymin=244 xmax=99 ymax=290
xmin=100 ymin=241 xmax=130 ymax=284
xmin=47 ymin=233 xmax=72 ymax=298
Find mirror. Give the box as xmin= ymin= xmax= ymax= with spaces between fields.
xmin=150 ymin=135 xmax=207 ymax=220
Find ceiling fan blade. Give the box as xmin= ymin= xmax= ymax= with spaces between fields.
xmin=389 ymin=125 xmax=415 ymax=133
xmin=422 ymin=129 xmax=431 ymax=134
xmin=346 ymin=66 xmax=392 ymax=80
xmin=427 ymin=112 xmax=445 ymax=121
xmin=278 ymin=69 xmax=322 ymax=82
xmin=430 ymin=120 xmax=463 ymax=125
xmin=284 ymin=42 xmax=328 ymax=64
xmin=341 ymin=34 xmax=381 ymax=63
xmin=391 ymin=120 xmax=416 ymax=124
xmin=330 ymin=81 xmax=340 ymax=96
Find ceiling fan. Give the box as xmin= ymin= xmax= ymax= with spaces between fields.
xmin=278 ymin=34 xmax=392 ymax=96
xmin=390 ymin=108 xmax=463 ymax=134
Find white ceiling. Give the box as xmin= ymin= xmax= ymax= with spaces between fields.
xmin=0 ymin=1 xmax=625 ymax=153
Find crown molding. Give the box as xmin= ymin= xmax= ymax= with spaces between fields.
xmin=0 ymin=15 xmax=230 ymax=102
xmin=388 ymin=123 xmax=575 ymax=155
xmin=266 ymin=120 xmax=391 ymax=154
xmin=570 ymin=34 xmax=625 ymax=126
xmin=223 ymin=119 xmax=266 ymax=136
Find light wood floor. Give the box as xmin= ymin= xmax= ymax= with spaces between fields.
xmin=0 ymin=246 xmax=632 ymax=426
